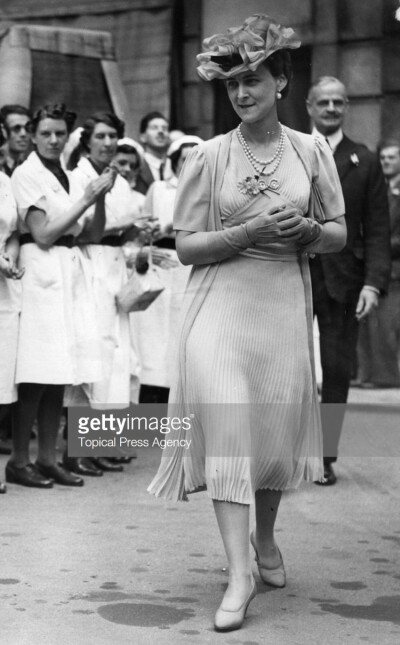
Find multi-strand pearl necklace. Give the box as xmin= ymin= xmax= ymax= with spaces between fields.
xmin=237 ymin=123 xmax=285 ymax=178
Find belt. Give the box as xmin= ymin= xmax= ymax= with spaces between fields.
xmin=92 ymin=235 xmax=122 ymax=247
xmin=153 ymin=238 xmax=176 ymax=250
xmin=20 ymin=233 xmax=76 ymax=248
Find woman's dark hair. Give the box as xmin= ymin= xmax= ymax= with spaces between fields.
xmin=220 ymin=50 xmax=293 ymax=99
xmin=66 ymin=143 xmax=85 ymax=171
xmin=115 ymin=144 xmax=141 ymax=169
xmin=263 ymin=50 xmax=293 ymax=99
xmin=377 ymin=138 xmax=400 ymax=154
xmin=169 ymin=143 xmax=197 ymax=175
xmin=28 ymin=103 xmax=76 ymax=134
xmin=80 ymin=112 xmax=125 ymax=151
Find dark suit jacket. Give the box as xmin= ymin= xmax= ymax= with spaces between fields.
xmin=388 ymin=177 xmax=400 ymax=281
xmin=313 ymin=135 xmax=391 ymax=303
xmin=135 ymin=157 xmax=155 ymax=195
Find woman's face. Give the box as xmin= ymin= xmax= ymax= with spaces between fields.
xmin=225 ymin=65 xmax=286 ymax=124
xmin=88 ymin=122 xmax=118 ymax=168
xmin=113 ymin=151 xmax=139 ymax=181
xmin=32 ymin=118 xmax=69 ymax=161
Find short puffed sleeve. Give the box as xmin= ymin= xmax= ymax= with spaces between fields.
xmin=313 ymin=136 xmax=345 ymax=221
xmin=173 ymin=146 xmax=212 ymax=232
xmin=11 ymin=165 xmax=48 ymax=222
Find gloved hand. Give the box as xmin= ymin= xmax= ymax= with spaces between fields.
xmin=244 ymin=210 xmax=281 ymax=245
xmin=261 ymin=208 xmax=323 ymax=249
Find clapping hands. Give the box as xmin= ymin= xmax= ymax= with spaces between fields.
xmin=83 ymin=166 xmax=117 ymax=206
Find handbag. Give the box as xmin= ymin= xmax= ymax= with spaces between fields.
xmin=116 ymin=244 xmax=165 ymax=313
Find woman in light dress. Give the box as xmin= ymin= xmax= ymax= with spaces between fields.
xmin=148 ymin=14 xmax=346 ymax=632
xmin=132 ymin=136 xmax=202 ymax=403
xmin=0 ymin=162 xmax=24 ymax=494
xmin=6 ymin=103 xmax=114 ymax=489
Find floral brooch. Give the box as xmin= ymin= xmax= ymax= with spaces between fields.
xmin=237 ymin=175 xmax=280 ymax=197
xmin=350 ymin=153 xmax=360 ymax=167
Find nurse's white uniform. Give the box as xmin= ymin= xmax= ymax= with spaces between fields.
xmin=70 ymin=157 xmax=141 ymax=407
xmin=11 ymin=152 xmax=102 ymax=385
xmin=131 ymin=177 xmax=191 ymax=388
xmin=0 ymin=172 xmax=21 ymax=403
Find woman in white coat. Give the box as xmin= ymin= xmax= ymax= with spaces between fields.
xmin=68 ymin=113 xmax=141 ymax=471
xmin=0 ymin=163 xmax=24 ymax=494
xmin=7 ymin=104 xmax=115 ymax=488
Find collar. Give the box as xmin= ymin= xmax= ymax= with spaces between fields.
xmin=87 ymin=157 xmax=104 ymax=175
xmin=36 ymin=152 xmax=63 ymax=172
xmin=144 ymin=151 xmax=166 ymax=181
xmin=312 ymin=127 xmax=343 ymax=153
xmin=77 ymin=156 xmax=98 ymax=178
xmin=144 ymin=151 xmax=164 ymax=169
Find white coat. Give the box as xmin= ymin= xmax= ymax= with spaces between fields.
xmin=11 ymin=152 xmax=102 ymax=385
xmin=0 ymin=171 xmax=21 ymax=402
xmin=69 ymin=157 xmax=141 ymax=407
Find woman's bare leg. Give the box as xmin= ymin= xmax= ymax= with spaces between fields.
xmin=254 ymin=489 xmax=283 ymax=566
xmin=213 ymin=500 xmax=254 ymax=610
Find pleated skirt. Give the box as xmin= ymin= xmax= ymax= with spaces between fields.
xmin=148 ymin=252 xmax=323 ymax=503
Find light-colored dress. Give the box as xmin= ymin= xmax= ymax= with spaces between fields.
xmin=70 ymin=157 xmax=141 ymax=407
xmin=131 ymin=176 xmax=192 ymax=388
xmin=0 ymin=172 xmax=21 ymax=403
xmin=148 ymin=127 xmax=345 ymax=503
xmin=11 ymin=152 xmax=102 ymax=385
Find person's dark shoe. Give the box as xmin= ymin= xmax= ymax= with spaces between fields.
xmin=5 ymin=462 xmax=54 ymax=488
xmin=63 ymin=456 xmax=103 ymax=477
xmin=0 ymin=438 xmax=12 ymax=455
xmin=91 ymin=457 xmax=124 ymax=472
xmin=35 ymin=462 xmax=84 ymax=487
xmin=315 ymin=462 xmax=337 ymax=486
xmin=0 ymin=481 xmax=7 ymax=493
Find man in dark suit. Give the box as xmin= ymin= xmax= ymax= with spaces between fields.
xmin=135 ymin=111 xmax=170 ymax=195
xmin=357 ymin=140 xmax=400 ymax=387
xmin=306 ymin=76 xmax=391 ymax=485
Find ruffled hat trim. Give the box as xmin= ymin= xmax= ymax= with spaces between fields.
xmin=196 ymin=13 xmax=301 ymax=81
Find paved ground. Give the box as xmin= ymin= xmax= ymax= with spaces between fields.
xmin=1 ymin=388 xmax=400 ymax=645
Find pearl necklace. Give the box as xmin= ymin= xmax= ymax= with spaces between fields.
xmin=237 ymin=123 xmax=284 ymax=166
xmin=237 ymin=124 xmax=285 ymax=178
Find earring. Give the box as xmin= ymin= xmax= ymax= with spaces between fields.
xmin=276 ymin=90 xmax=282 ymax=100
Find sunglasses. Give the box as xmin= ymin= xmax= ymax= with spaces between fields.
xmin=8 ymin=124 xmax=29 ymax=134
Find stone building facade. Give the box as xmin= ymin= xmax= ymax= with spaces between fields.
xmin=176 ymin=0 xmax=400 ymax=149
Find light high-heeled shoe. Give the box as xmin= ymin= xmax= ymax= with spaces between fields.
xmin=214 ymin=578 xmax=257 ymax=632
xmin=250 ymin=531 xmax=286 ymax=588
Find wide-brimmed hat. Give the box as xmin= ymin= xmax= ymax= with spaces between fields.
xmin=196 ymin=13 xmax=300 ymax=81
